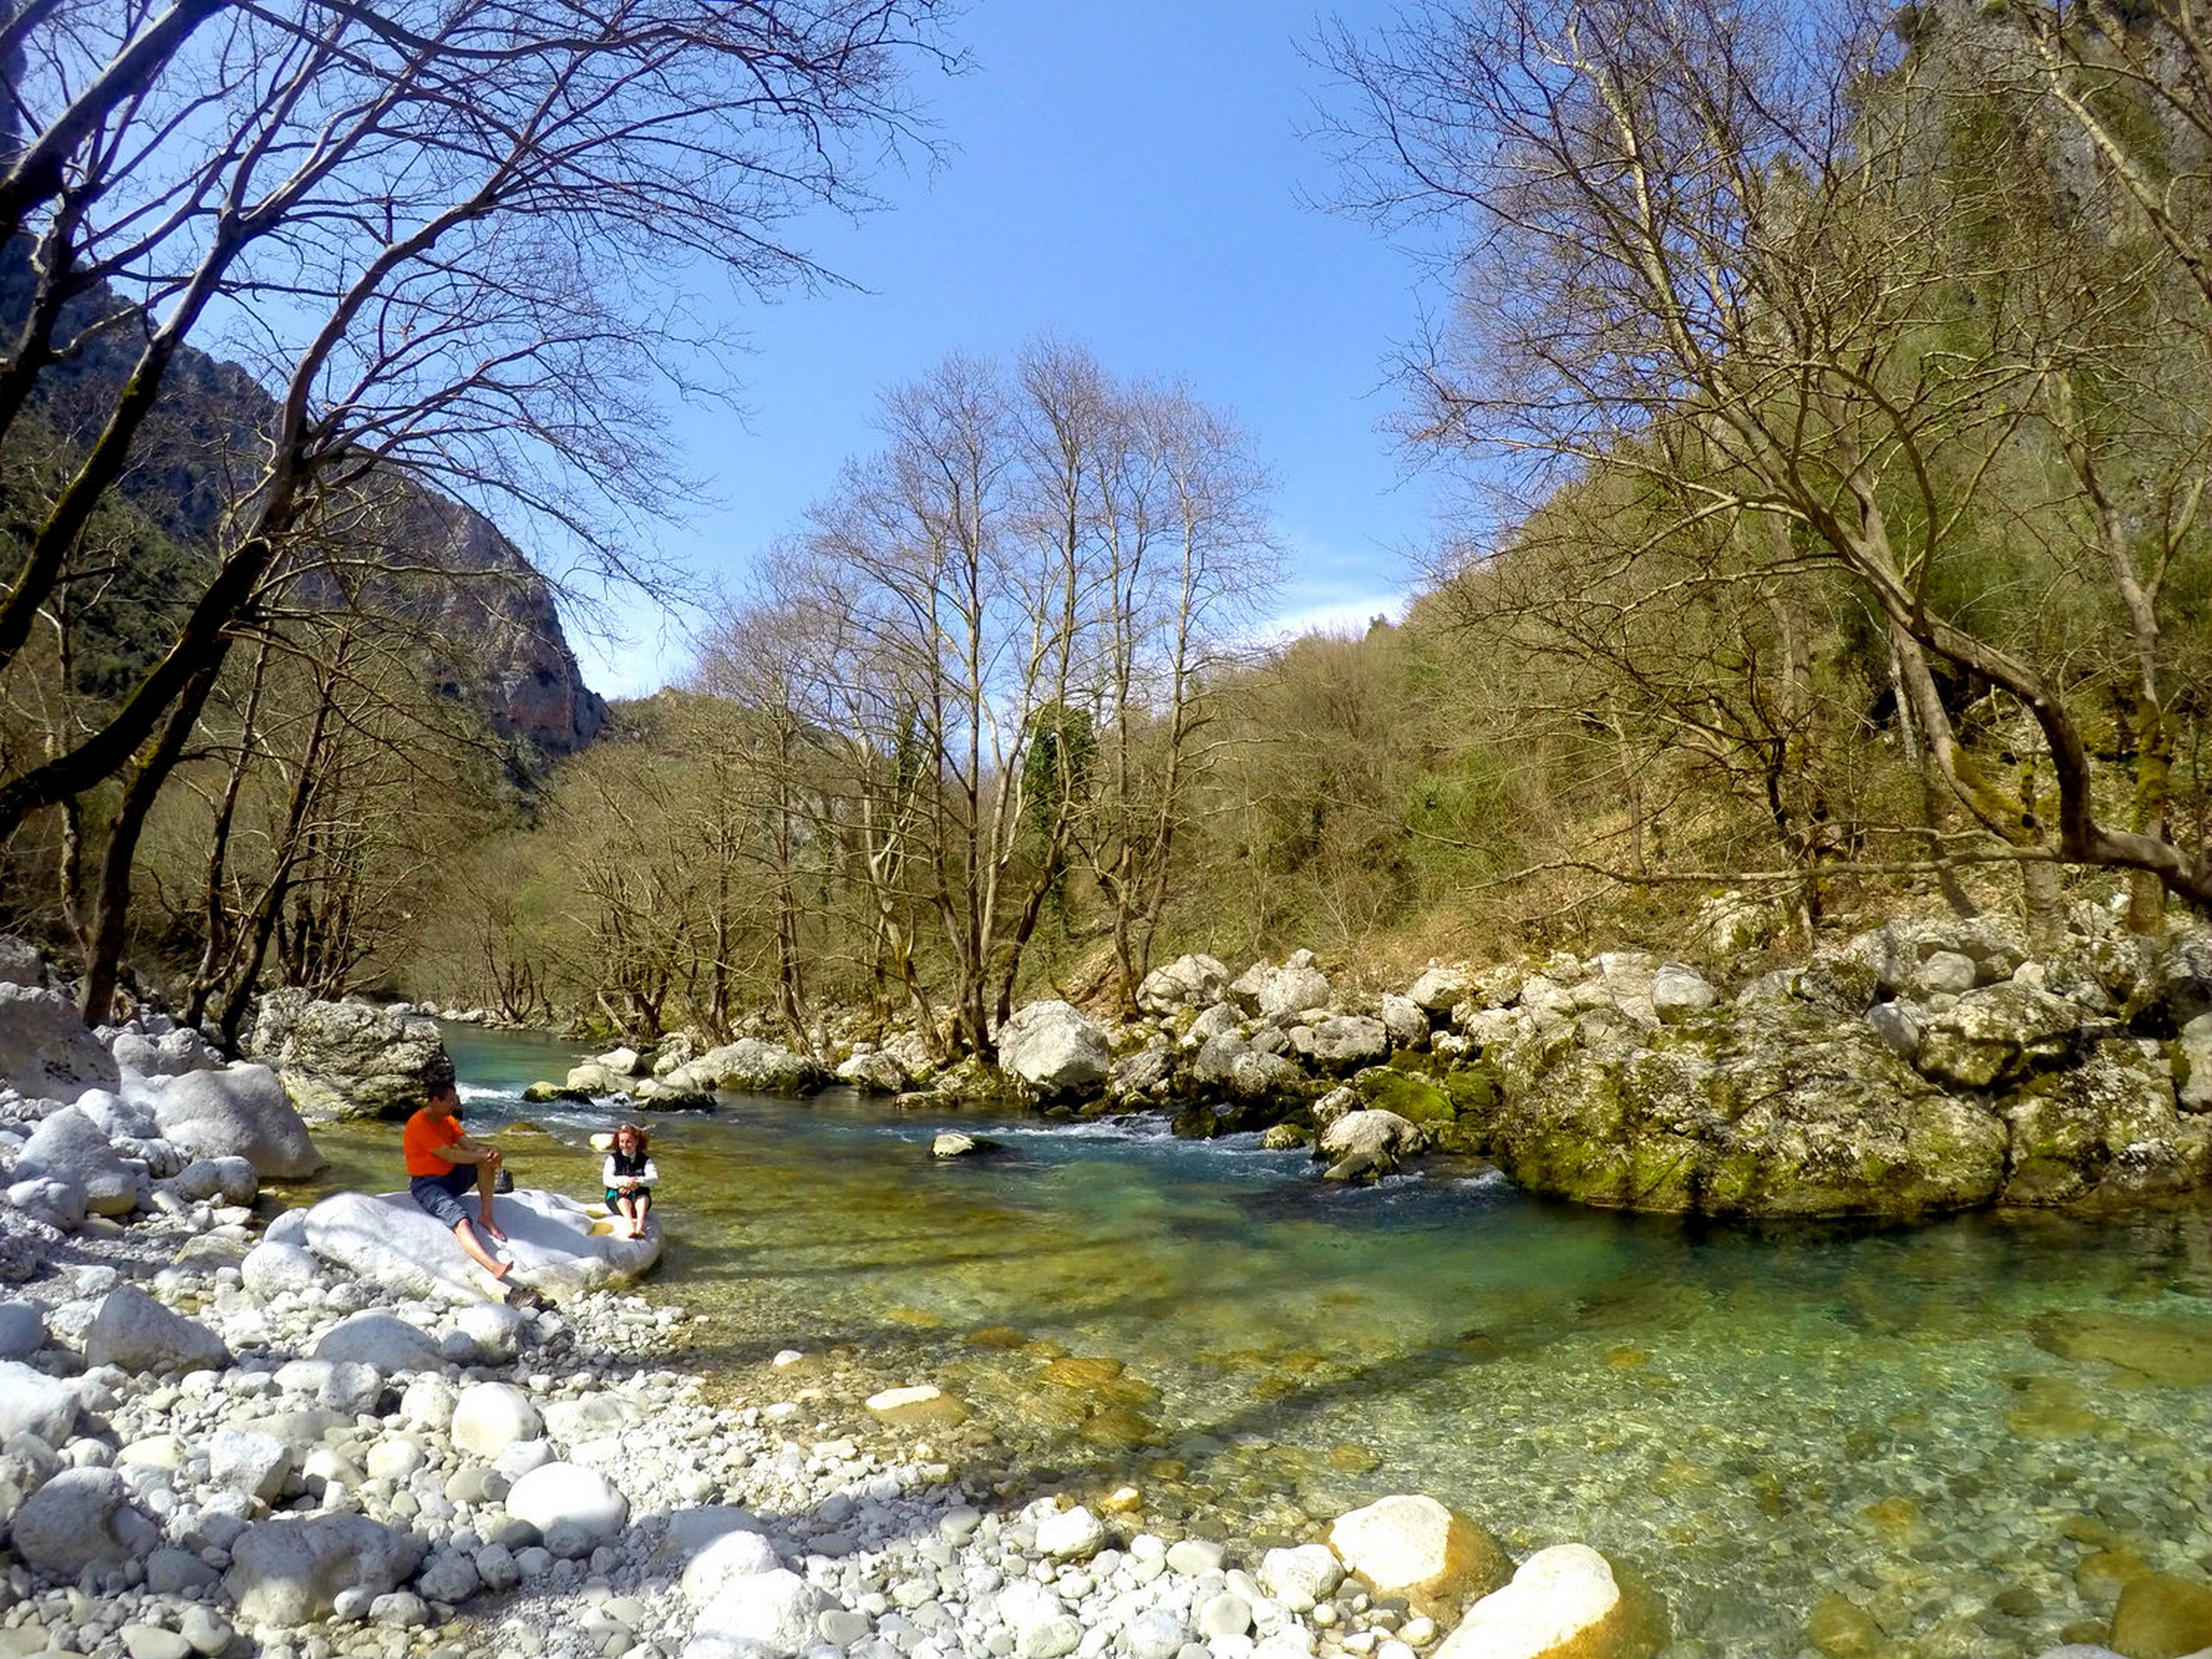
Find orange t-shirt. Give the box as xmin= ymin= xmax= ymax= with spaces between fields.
xmin=403 ymin=1109 xmax=464 ymax=1177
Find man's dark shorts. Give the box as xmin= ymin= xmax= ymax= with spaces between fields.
xmin=410 ymin=1166 xmax=474 ymax=1230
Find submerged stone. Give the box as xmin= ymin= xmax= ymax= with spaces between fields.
xmin=2032 ymin=1311 xmax=2212 ymax=1386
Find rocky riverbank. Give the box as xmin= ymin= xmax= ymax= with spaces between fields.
xmin=525 ymin=898 xmax=2212 ymax=1222
xmin=0 ymin=944 xmax=2201 ymax=1658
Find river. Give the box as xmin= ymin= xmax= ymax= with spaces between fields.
xmin=276 ymin=1020 xmax=2212 ymax=1659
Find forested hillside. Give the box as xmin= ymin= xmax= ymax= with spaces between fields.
xmin=397 ymin=0 xmax=2212 ymax=1050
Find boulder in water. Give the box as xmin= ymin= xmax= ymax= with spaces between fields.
xmin=1327 ymin=1494 xmax=1509 ymax=1617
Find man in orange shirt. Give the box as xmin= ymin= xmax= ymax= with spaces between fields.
xmin=403 ymin=1079 xmax=515 ymax=1287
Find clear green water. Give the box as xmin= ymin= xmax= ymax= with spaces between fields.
xmin=289 ymin=1023 xmax=2212 ymax=1659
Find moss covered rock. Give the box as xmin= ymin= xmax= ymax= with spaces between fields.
xmin=1485 ymin=1008 xmax=2006 ymax=1217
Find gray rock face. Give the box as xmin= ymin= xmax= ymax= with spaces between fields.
xmin=1107 ymin=1045 xmax=1176 ymax=1102
xmin=1310 ymin=1015 xmax=1390 ymax=1072
xmin=168 ymin=1155 xmax=259 ymax=1205
xmin=2000 ymin=1039 xmax=2211 ymax=1205
xmin=1407 ymin=968 xmax=1471 ymax=1015
xmin=247 ymin=990 xmax=452 ymax=1121
xmin=154 ymin=1064 xmax=322 ymax=1179
xmin=835 ymin=1050 xmax=912 ymax=1093
xmin=2178 ymin=1014 xmax=2212 ymax=1112
xmin=0 ymin=937 xmax=46 ymax=988
xmin=113 ymin=1026 xmax=219 ymax=1078
xmin=668 ymin=1039 xmax=826 ymax=1097
xmin=13 ymin=1105 xmax=140 ymax=1215
xmin=1227 ymin=1049 xmax=1304 ymax=1103
xmin=1184 ymin=1003 xmax=1241 ymax=1047
xmin=1914 ymin=982 xmax=2086 ymax=1089
xmin=1378 ymin=994 xmax=1429 ymax=1048
xmin=225 ymin=1514 xmax=424 ymax=1625
xmin=1229 ymin=952 xmax=1332 ymax=1023
xmin=996 ymin=1001 xmax=1111 ymax=1096
xmin=0 ymin=983 xmax=118 ymax=1103
xmin=86 ymin=1285 xmax=229 ymax=1374
xmin=11 ymin=1468 xmax=158 ymax=1575
xmin=1136 ymin=954 xmax=1232 ymax=1014
xmin=0 ymin=1300 xmax=46 ymax=1358
xmin=1649 ymin=964 xmax=1719 ymax=1025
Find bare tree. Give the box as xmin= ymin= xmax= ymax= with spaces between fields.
xmin=0 ymin=0 xmax=956 ymax=1013
xmin=1321 ymin=0 xmax=2212 ymax=929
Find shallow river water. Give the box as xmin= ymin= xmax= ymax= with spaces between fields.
xmin=283 ymin=1023 xmax=2212 ymax=1659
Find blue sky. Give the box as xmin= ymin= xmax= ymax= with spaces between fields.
xmin=573 ymin=0 xmax=1446 ymax=697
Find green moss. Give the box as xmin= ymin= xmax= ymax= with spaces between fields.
xmin=1353 ymin=1069 xmax=1455 ymax=1125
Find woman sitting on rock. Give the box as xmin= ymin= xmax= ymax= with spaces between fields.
xmin=602 ymin=1122 xmax=658 ymax=1239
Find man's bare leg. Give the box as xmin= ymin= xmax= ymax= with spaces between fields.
xmin=451 ymin=1217 xmax=512 ymax=1280
xmin=475 ymin=1157 xmax=506 ymax=1241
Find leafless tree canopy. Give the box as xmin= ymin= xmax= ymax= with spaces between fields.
xmin=0 ymin=0 xmax=957 ymax=1013
xmin=1320 ymin=0 xmax=2212 ymax=925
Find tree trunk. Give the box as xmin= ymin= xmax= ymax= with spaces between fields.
xmin=79 ymin=660 xmax=220 ymax=1021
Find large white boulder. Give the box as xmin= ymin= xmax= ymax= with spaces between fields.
xmin=224 ymin=1514 xmax=423 ymax=1625
xmin=1310 ymin=1015 xmax=1390 ymax=1071
xmin=1408 ymin=969 xmax=1471 ymax=1015
xmin=505 ymin=1460 xmax=629 ymax=1547
xmin=86 ymin=1286 xmax=229 ymax=1374
xmin=154 ymin=1064 xmax=321 ymax=1179
xmin=240 ymin=1240 xmax=323 ymax=1297
xmin=12 ymin=1106 xmax=139 ymax=1215
xmin=0 ymin=1357 xmax=79 ymax=1443
xmin=313 ymin=1312 xmax=445 ymax=1373
xmin=300 ymin=1186 xmax=659 ymax=1306
xmin=1433 ymin=1543 xmax=1646 ymax=1659
xmin=0 ymin=983 xmax=118 ymax=1102
xmin=1136 ymin=954 xmax=1232 ymax=1014
xmin=690 ymin=1567 xmax=823 ymax=1657
xmin=997 ymin=1001 xmax=1111 ymax=1095
xmin=451 ymin=1382 xmax=543 ymax=1457
xmin=247 ymin=990 xmax=451 ymax=1121
xmin=1230 ymin=951 xmax=1333 ymax=1022
xmin=835 ymin=1049 xmax=912 ymax=1093
xmin=11 ymin=1468 xmax=159 ymax=1576
xmin=1328 ymin=1495 xmax=1510 ymax=1616
xmin=682 ymin=1529 xmax=782 ymax=1603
